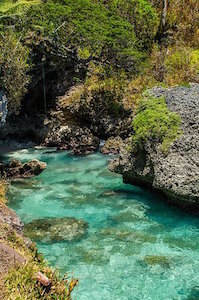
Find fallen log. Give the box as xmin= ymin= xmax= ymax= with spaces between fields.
xmin=35 ymin=271 xmax=51 ymax=287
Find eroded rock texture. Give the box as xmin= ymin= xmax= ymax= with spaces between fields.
xmin=0 ymin=159 xmax=46 ymax=179
xmin=110 ymin=84 xmax=199 ymax=210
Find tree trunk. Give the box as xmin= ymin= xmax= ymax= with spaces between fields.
xmin=162 ymin=0 xmax=168 ymax=29
xmin=156 ymin=0 xmax=169 ymax=42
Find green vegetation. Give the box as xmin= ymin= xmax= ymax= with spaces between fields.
xmin=0 ymin=0 xmax=41 ymax=13
xmin=0 ymin=1 xmax=198 ymax=298
xmin=4 ymin=261 xmax=77 ymax=300
xmin=164 ymin=47 xmax=199 ymax=85
xmin=132 ymin=95 xmax=182 ymax=152
xmin=100 ymin=0 xmax=159 ymax=49
xmin=0 ymin=31 xmax=30 ymax=113
xmin=0 ymin=0 xmax=198 ymax=114
xmin=61 ymin=62 xmax=128 ymax=117
xmin=0 ymin=0 xmax=157 ymax=113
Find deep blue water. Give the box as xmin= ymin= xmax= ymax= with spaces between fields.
xmin=4 ymin=148 xmax=199 ymax=300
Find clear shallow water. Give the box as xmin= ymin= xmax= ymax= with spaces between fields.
xmin=4 ymin=148 xmax=199 ymax=300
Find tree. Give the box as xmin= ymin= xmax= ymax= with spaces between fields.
xmin=0 ymin=31 xmax=30 ymax=114
xmin=156 ymin=0 xmax=170 ymax=41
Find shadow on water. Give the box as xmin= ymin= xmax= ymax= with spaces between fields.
xmin=186 ymin=286 xmax=199 ymax=300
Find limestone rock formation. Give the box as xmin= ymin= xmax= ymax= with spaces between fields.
xmin=0 ymin=159 xmax=46 ymax=179
xmin=101 ymin=136 xmax=125 ymax=154
xmin=110 ymin=84 xmax=199 ymax=210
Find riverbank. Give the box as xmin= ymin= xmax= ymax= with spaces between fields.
xmin=0 ymin=178 xmax=77 ymax=299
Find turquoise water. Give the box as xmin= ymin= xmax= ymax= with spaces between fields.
xmin=5 ymin=148 xmax=199 ymax=300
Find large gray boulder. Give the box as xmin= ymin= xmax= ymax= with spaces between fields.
xmin=110 ymin=83 xmax=199 ymax=210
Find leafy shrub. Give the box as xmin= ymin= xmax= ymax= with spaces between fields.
xmin=132 ymin=95 xmax=182 ymax=152
xmin=0 ymin=31 xmax=30 ymax=114
xmin=164 ymin=47 xmax=199 ymax=85
xmin=61 ymin=64 xmax=128 ymax=117
xmin=23 ymin=0 xmax=141 ymax=63
xmin=100 ymin=0 xmax=158 ymax=50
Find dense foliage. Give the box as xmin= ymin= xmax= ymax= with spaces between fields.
xmin=99 ymin=0 xmax=158 ymax=49
xmin=0 ymin=0 xmax=198 ymax=115
xmin=0 ymin=0 xmax=157 ymax=112
xmin=0 ymin=31 xmax=30 ymax=113
xmin=132 ymin=96 xmax=182 ymax=152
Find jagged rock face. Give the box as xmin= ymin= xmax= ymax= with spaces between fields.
xmin=0 ymin=243 xmax=26 ymax=276
xmin=0 ymin=203 xmax=23 ymax=232
xmin=0 ymin=159 xmax=46 ymax=179
xmin=43 ymin=111 xmax=100 ymax=155
xmin=39 ymin=85 xmax=132 ymax=154
xmin=101 ymin=136 xmax=125 ymax=154
xmin=110 ymin=84 xmax=199 ymax=210
xmin=59 ymin=85 xmax=132 ymax=139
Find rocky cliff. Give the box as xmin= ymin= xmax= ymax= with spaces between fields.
xmin=110 ymin=83 xmax=199 ymax=210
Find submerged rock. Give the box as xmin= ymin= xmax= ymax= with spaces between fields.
xmin=110 ymin=84 xmax=199 ymax=210
xmin=100 ymin=227 xmax=157 ymax=243
xmin=143 ymin=255 xmax=170 ymax=268
xmin=0 ymin=159 xmax=46 ymax=179
xmin=24 ymin=217 xmax=88 ymax=243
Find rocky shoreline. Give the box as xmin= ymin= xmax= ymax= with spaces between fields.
xmin=1 ymin=84 xmax=199 ymax=211
xmin=0 ymin=159 xmax=46 ymax=179
xmin=0 ymin=162 xmax=78 ymax=298
xmin=110 ymin=84 xmax=199 ymax=211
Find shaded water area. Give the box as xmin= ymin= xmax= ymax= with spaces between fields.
xmin=4 ymin=148 xmax=199 ymax=300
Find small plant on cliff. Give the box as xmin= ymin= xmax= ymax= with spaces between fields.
xmin=132 ymin=95 xmax=182 ymax=152
xmin=0 ymin=180 xmax=7 ymax=204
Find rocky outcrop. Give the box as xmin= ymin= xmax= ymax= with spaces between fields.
xmin=0 ymin=243 xmax=26 ymax=276
xmin=0 ymin=78 xmax=132 ymax=155
xmin=0 ymin=159 xmax=46 ymax=179
xmin=0 ymin=202 xmax=23 ymax=232
xmin=101 ymin=136 xmax=125 ymax=154
xmin=110 ymin=84 xmax=199 ymax=210
xmin=40 ymin=84 xmax=132 ymax=154
xmin=59 ymin=85 xmax=132 ymax=139
xmin=44 ymin=114 xmax=100 ymax=155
